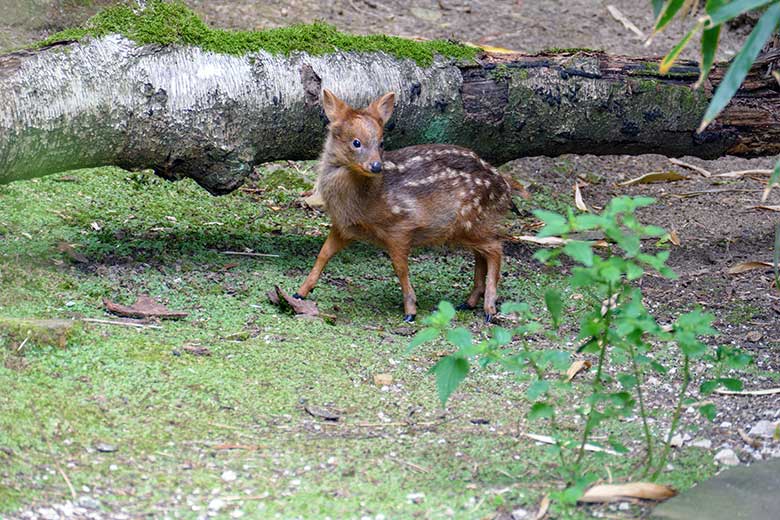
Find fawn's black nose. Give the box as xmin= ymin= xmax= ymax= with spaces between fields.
xmin=369 ymin=161 xmax=382 ymax=173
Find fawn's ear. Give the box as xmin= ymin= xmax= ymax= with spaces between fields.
xmin=368 ymin=92 xmax=395 ymax=125
xmin=322 ymin=89 xmax=350 ymax=123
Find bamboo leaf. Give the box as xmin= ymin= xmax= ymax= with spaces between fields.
xmin=695 ymin=24 xmax=721 ymax=88
xmin=653 ymin=0 xmax=666 ymax=18
xmin=660 ymin=20 xmax=704 ymax=74
xmin=698 ymin=3 xmax=780 ymax=132
xmin=708 ymin=0 xmax=775 ymax=26
xmin=654 ymin=0 xmax=687 ymax=33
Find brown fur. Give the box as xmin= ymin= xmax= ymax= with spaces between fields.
xmin=296 ymin=89 xmax=513 ymax=320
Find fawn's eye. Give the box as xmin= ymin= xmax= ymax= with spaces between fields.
xmin=352 ymin=139 xmax=361 ymax=149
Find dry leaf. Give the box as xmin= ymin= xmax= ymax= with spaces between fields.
xmin=57 ymin=241 xmax=88 ymax=263
xmin=579 ymin=482 xmax=676 ymax=503
xmin=267 ymin=286 xmax=320 ymax=318
xmin=713 ymin=169 xmax=772 ymax=179
xmin=103 ymin=294 xmax=188 ymax=320
xmin=619 ymin=171 xmax=688 ymax=186
xmin=668 ymin=158 xmax=711 ymax=177
xmin=213 ymin=443 xmax=260 ymax=451
xmin=669 ymin=229 xmax=681 ymax=246
xmin=525 ymin=433 xmax=620 ymax=455
xmin=748 ymin=205 xmax=780 ymax=212
xmin=535 ymin=494 xmax=550 ymax=520
xmin=574 ymin=184 xmax=589 ymax=212
xmin=565 ymin=360 xmax=592 ymax=382
xmin=373 ymin=373 xmax=393 ymax=386
xmin=727 ymin=261 xmax=774 ymax=274
xmin=304 ymin=403 xmax=340 ymax=421
xmin=182 ymin=343 xmax=211 ymax=356
xmin=511 ymin=236 xmax=609 ymax=248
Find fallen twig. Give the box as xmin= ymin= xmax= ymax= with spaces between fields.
xmin=82 ymin=318 xmax=162 ymax=329
xmin=713 ymin=169 xmax=773 ymax=179
xmin=16 ymin=332 xmax=31 ymax=352
xmin=56 ymin=464 xmax=77 ymax=500
xmin=525 ymin=433 xmax=621 ymax=455
xmin=221 ymin=251 xmax=280 ymax=258
xmin=668 ymin=158 xmax=712 ymax=178
xmin=392 ymin=458 xmax=430 ymax=473
xmin=714 ymin=387 xmax=780 ymax=396
xmin=606 ymin=5 xmax=646 ymax=39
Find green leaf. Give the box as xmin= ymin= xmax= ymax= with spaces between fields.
xmin=542 ymin=350 xmax=571 ymax=371
xmin=433 ymin=356 xmax=469 ymax=406
xmin=708 ymin=0 xmax=775 ymax=26
xmin=492 ymin=326 xmax=512 ymax=345
xmin=700 ymin=2 xmax=780 ymax=131
xmin=720 ymin=378 xmax=744 ymax=391
xmin=438 ymin=301 xmax=457 ymax=322
xmin=528 ymin=402 xmax=555 ymax=421
xmin=625 ymin=262 xmax=644 ymax=281
xmin=545 ymin=289 xmax=564 ymax=328
xmin=500 ymin=302 xmax=529 ymax=315
xmin=699 ymin=403 xmax=717 ymax=421
xmin=533 ymin=210 xmax=569 ymax=237
xmin=696 ymin=24 xmax=721 ymax=88
xmin=446 ymin=327 xmax=473 ymax=349
xmin=700 ymin=379 xmax=719 ymax=395
xmin=407 ymin=327 xmax=438 ymax=352
xmin=617 ymin=373 xmax=638 ymax=390
xmin=563 ymin=240 xmax=594 ymax=266
xmin=660 ymin=20 xmax=704 ymax=74
xmin=526 ymin=380 xmax=550 ymax=400
xmin=654 ymin=0 xmax=687 ymax=33
xmin=608 ymin=435 xmax=630 ymax=454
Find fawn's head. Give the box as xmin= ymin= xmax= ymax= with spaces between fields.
xmin=321 ymin=89 xmax=395 ymax=176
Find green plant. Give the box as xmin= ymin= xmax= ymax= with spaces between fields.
xmin=409 ymin=196 xmax=751 ymax=503
xmin=651 ymin=1 xmax=780 ymax=197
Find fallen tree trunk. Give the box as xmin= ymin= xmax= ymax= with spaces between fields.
xmin=1 ymin=36 xmax=778 ymax=194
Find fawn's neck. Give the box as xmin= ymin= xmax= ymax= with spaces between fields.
xmin=317 ymin=158 xmax=382 ymax=228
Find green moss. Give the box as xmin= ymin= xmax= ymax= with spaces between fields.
xmin=36 ymin=0 xmax=477 ymax=66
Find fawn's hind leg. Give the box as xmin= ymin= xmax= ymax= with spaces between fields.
xmin=386 ymin=242 xmax=417 ymax=322
xmin=296 ymin=230 xmax=349 ymax=298
xmin=481 ymin=242 xmax=503 ymax=322
xmin=460 ymin=252 xmax=487 ymax=310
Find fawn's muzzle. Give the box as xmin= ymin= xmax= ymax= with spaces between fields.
xmin=369 ymin=161 xmax=382 ymax=173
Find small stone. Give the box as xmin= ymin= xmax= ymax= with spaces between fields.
xmin=510 ymin=507 xmax=530 ymax=519
xmin=714 ymin=448 xmax=740 ymax=466
xmin=38 ymin=508 xmax=58 ymax=520
xmin=78 ymin=496 xmax=100 ymax=509
xmin=109 ymin=464 xmax=118 ymax=471
xmin=230 ymin=510 xmax=245 ymax=518
xmin=745 ymin=331 xmax=763 ymax=342
xmin=406 ymin=492 xmax=425 ymax=504
xmin=691 ymin=438 xmax=712 ymax=449
xmin=618 ymin=502 xmax=630 ymax=511
xmin=670 ymin=434 xmax=684 ymax=448
xmin=221 ymin=470 xmax=237 ymax=482
xmin=749 ymin=420 xmax=779 ymax=439
xmin=208 ymin=498 xmax=225 ymax=511
xmin=410 ymin=7 xmax=442 ymax=21
xmin=95 ymin=442 xmax=117 ymax=453
xmin=720 ymin=421 xmax=733 ymax=428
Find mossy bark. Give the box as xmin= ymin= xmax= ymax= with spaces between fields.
xmin=0 ymin=37 xmax=778 ymax=194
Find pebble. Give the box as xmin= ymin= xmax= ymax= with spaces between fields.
xmin=748 ymin=420 xmax=778 ymax=439
xmin=221 ymin=470 xmax=237 ymax=482
xmin=94 ymin=442 xmax=117 ymax=453
xmin=714 ymin=448 xmax=740 ymax=466
xmin=691 ymin=438 xmax=712 ymax=449
xmin=670 ymin=434 xmax=684 ymax=447
xmin=78 ymin=496 xmax=100 ymax=509
xmin=208 ymin=498 xmax=225 ymax=511
xmin=510 ymin=507 xmax=530 ymax=519
xmin=618 ymin=502 xmax=630 ymax=511
xmin=406 ymin=492 xmax=425 ymax=504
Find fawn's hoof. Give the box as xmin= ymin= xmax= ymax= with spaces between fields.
xmin=403 ymin=314 xmax=416 ymax=323
xmin=484 ymin=313 xmax=494 ymax=324
xmin=456 ymin=302 xmax=475 ymax=311
xmin=292 ymin=292 xmax=304 ymax=300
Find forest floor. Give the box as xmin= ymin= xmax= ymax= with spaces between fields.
xmin=1 ymin=1 xmax=779 ymax=519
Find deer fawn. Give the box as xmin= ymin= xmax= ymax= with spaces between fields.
xmin=294 ymin=89 xmax=515 ymax=322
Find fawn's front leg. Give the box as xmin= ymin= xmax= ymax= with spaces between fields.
xmin=386 ymin=243 xmax=417 ymax=322
xmin=296 ymin=229 xmax=349 ymax=299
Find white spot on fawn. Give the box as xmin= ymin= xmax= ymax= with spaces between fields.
xmin=391 ymin=205 xmax=403 ymax=215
